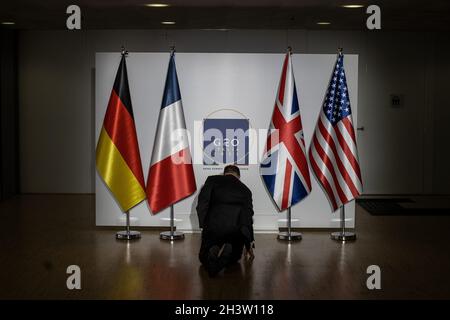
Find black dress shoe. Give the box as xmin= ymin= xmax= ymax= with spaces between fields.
xmin=218 ymin=243 xmax=233 ymax=266
xmin=207 ymin=246 xmax=221 ymax=277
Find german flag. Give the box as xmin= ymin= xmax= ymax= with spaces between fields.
xmin=96 ymin=55 xmax=146 ymax=212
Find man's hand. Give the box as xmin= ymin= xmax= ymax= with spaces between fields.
xmin=244 ymin=243 xmax=255 ymax=261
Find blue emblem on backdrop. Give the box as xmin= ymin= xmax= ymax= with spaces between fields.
xmin=203 ymin=118 xmax=249 ymax=165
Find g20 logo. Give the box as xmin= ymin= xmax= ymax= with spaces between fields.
xmin=203 ymin=118 xmax=249 ymax=165
xmin=213 ymin=137 xmax=240 ymax=147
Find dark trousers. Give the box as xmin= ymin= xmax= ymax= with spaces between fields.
xmin=199 ymin=232 xmax=245 ymax=267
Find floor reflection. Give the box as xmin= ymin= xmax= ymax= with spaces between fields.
xmin=198 ymin=256 xmax=254 ymax=300
xmin=3 ymin=194 xmax=450 ymax=299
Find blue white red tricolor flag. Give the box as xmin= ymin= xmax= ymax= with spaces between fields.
xmin=260 ymin=52 xmax=312 ymax=211
xmin=146 ymin=52 xmax=196 ymax=213
xmin=308 ymin=53 xmax=362 ymax=212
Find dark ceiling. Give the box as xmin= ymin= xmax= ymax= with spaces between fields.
xmin=1 ymin=0 xmax=450 ymax=30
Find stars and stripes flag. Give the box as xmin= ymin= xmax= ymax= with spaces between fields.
xmin=260 ymin=52 xmax=312 ymax=211
xmin=96 ymin=54 xmax=146 ymax=212
xmin=146 ymin=52 xmax=197 ymax=213
xmin=308 ymin=53 xmax=363 ymax=212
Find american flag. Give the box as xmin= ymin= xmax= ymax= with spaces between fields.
xmin=260 ymin=52 xmax=311 ymax=211
xmin=308 ymin=53 xmax=362 ymax=211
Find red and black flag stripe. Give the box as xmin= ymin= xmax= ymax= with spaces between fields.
xmin=96 ymin=55 xmax=146 ymax=212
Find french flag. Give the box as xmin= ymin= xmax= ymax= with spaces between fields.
xmin=146 ymin=52 xmax=196 ymax=213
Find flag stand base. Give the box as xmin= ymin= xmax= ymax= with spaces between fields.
xmin=116 ymin=230 xmax=141 ymax=240
xmin=160 ymin=205 xmax=184 ymax=241
xmin=331 ymin=231 xmax=356 ymax=242
xmin=331 ymin=205 xmax=356 ymax=242
xmin=116 ymin=211 xmax=141 ymax=240
xmin=160 ymin=231 xmax=185 ymax=241
xmin=277 ymin=207 xmax=302 ymax=241
xmin=277 ymin=231 xmax=302 ymax=241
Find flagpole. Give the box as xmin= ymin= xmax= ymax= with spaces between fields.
xmin=111 ymin=46 xmax=141 ymax=241
xmin=331 ymin=205 xmax=356 ymax=242
xmin=276 ymin=46 xmax=302 ymax=241
xmin=158 ymin=46 xmax=185 ymax=242
xmin=116 ymin=210 xmax=141 ymax=240
xmin=160 ymin=205 xmax=185 ymax=241
xmin=277 ymin=207 xmax=302 ymax=241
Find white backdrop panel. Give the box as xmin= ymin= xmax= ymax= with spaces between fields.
xmin=95 ymin=53 xmax=359 ymax=231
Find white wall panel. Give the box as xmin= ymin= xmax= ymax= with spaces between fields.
xmin=95 ymin=52 xmax=358 ymax=230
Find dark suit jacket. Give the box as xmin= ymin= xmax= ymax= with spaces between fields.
xmin=196 ymin=174 xmax=254 ymax=246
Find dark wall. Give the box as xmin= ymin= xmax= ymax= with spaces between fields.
xmin=18 ymin=30 xmax=450 ymax=195
xmin=0 ymin=28 xmax=19 ymax=201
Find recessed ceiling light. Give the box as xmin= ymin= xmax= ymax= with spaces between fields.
xmin=1 ymin=21 xmax=15 ymax=25
xmin=161 ymin=21 xmax=176 ymax=25
xmin=145 ymin=3 xmax=170 ymax=7
xmin=317 ymin=22 xmax=331 ymax=25
xmin=341 ymin=4 xmax=365 ymax=8
xmin=201 ymin=28 xmax=231 ymax=31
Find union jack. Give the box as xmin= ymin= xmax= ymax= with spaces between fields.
xmin=260 ymin=52 xmax=311 ymax=211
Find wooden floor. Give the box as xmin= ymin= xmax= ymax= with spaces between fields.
xmin=1 ymin=194 xmax=450 ymax=299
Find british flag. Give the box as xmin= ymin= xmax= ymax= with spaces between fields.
xmin=260 ymin=52 xmax=312 ymax=211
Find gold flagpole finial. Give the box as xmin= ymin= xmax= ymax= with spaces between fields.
xmin=287 ymin=46 xmax=292 ymax=54
xmin=121 ymin=45 xmax=128 ymax=57
xmin=338 ymin=47 xmax=343 ymax=55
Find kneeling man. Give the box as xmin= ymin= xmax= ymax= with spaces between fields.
xmin=196 ymin=165 xmax=255 ymax=276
